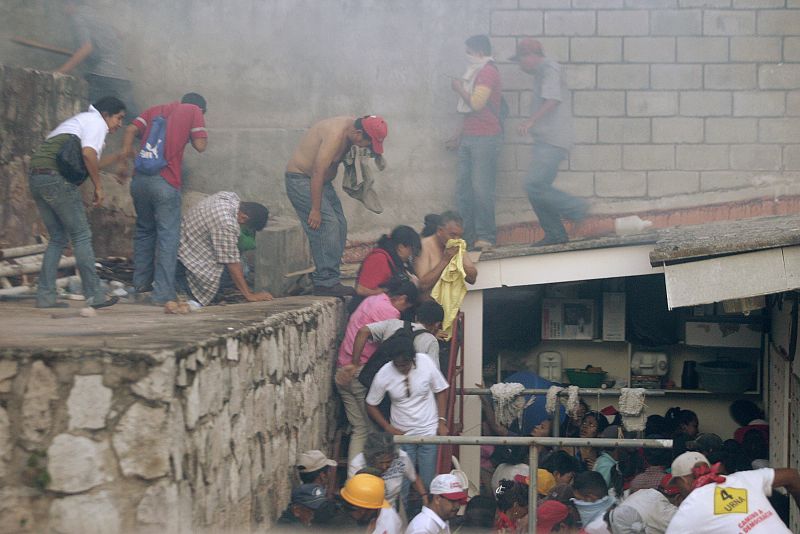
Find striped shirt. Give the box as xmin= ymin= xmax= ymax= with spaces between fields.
xmin=179 ymin=192 xmax=241 ymax=305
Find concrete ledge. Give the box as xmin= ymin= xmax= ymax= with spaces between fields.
xmin=0 ymin=297 xmax=345 ymax=533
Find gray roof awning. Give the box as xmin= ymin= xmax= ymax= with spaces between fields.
xmin=650 ymin=215 xmax=800 ymax=309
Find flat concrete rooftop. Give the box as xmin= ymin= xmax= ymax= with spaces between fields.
xmin=0 ymin=296 xmax=338 ymax=355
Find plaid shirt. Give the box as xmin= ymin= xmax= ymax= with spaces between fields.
xmin=179 ymin=192 xmax=241 ymax=305
xmin=628 ymin=465 xmax=667 ymax=493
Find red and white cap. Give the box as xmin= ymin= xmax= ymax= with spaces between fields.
xmin=670 ymin=451 xmax=709 ymax=479
xmin=430 ymin=473 xmax=469 ymax=504
xmin=361 ymin=115 xmax=388 ymax=155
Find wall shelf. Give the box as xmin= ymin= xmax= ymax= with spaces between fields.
xmin=657 ymin=389 xmax=760 ymax=396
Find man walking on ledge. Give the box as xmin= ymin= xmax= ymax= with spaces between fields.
xmin=512 ymin=38 xmax=586 ymax=246
xmin=286 ymin=115 xmax=388 ymax=297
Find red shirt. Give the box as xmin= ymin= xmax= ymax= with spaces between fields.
xmin=134 ymin=101 xmax=207 ymax=189
xmin=463 ymin=62 xmax=502 ymax=137
xmin=356 ymin=248 xmax=396 ymax=289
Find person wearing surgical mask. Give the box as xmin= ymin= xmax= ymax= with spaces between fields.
xmin=446 ymin=34 xmax=503 ymax=252
xmin=572 ymin=471 xmax=616 ymax=534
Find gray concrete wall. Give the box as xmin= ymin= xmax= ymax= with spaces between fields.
xmin=0 ymin=66 xmax=136 ymax=254
xmin=0 ymin=298 xmax=345 ymax=533
xmin=0 ymin=67 xmax=84 ymax=249
xmin=2 ymin=0 xmax=800 ymax=245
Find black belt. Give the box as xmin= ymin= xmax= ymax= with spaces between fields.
xmin=30 ymin=168 xmax=60 ymax=176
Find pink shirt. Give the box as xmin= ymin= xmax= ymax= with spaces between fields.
xmin=337 ymin=294 xmax=400 ymax=367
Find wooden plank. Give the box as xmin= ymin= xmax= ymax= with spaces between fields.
xmin=0 ymin=256 xmax=76 ymax=277
xmin=0 ymin=243 xmax=47 ymax=261
xmin=10 ymin=37 xmax=73 ymax=56
xmin=283 ymin=266 xmax=315 ymax=278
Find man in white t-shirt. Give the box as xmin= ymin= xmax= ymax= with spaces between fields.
xmin=406 ymin=473 xmax=468 ymax=534
xmin=28 ymin=97 xmax=127 ymax=309
xmin=665 ymin=451 xmax=800 ymax=533
xmin=366 ymin=337 xmax=449 ymax=492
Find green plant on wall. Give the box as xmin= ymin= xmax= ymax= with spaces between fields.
xmin=24 ymin=450 xmax=50 ymax=491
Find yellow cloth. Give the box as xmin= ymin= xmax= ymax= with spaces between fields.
xmin=469 ymin=84 xmax=491 ymax=111
xmin=431 ymin=238 xmax=468 ymax=340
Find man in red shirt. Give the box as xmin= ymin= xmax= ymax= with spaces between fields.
xmin=448 ymin=34 xmax=503 ymax=251
xmin=119 ymin=93 xmax=208 ymax=304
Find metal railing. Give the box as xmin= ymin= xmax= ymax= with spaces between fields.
xmin=395 ymin=434 xmax=672 ymax=534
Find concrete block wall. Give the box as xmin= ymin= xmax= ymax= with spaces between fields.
xmin=491 ymin=0 xmax=800 ymax=219
xmin=0 ymin=299 xmax=345 ymax=533
xmin=3 ymin=1 xmax=800 ymax=247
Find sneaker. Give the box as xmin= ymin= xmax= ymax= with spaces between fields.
xmin=532 ymin=236 xmax=568 ymax=247
xmin=473 ymin=240 xmax=494 ymax=251
xmin=90 ymin=296 xmax=119 ymax=309
xmin=313 ymin=283 xmax=355 ymax=297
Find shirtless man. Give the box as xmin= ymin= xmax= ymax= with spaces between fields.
xmin=285 ymin=115 xmax=388 ymax=297
xmin=414 ymin=211 xmax=478 ymax=297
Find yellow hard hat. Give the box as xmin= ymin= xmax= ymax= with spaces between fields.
xmin=341 ymin=474 xmax=391 ymax=509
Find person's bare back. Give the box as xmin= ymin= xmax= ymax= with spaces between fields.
xmin=416 ymin=235 xmax=444 ymax=283
xmin=286 ymin=116 xmax=355 ymax=181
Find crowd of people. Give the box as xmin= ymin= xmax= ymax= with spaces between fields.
xmin=21 ymin=7 xmax=800 ymax=533
xmin=275 ymin=391 xmax=799 ymax=533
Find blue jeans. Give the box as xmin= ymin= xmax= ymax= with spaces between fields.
xmin=456 ymin=135 xmax=502 ymax=245
xmin=524 ymin=143 xmax=586 ymax=241
xmin=284 ymin=173 xmax=347 ymax=288
xmin=130 ymin=175 xmax=182 ymax=303
xmin=28 ymin=173 xmax=105 ymax=306
xmin=400 ymin=443 xmax=438 ymax=499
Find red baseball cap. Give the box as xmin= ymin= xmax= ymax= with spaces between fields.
xmin=361 ymin=115 xmax=388 ymax=155
xmin=510 ymin=38 xmax=544 ymax=61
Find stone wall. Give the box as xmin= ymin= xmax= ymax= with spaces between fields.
xmin=0 ymin=65 xmax=135 ymax=256
xmin=0 ymin=298 xmax=345 ymax=533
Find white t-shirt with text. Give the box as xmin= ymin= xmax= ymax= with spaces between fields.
xmin=665 ymin=469 xmax=790 ymax=534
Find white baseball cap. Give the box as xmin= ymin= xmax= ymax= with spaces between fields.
xmin=430 ymin=473 xmax=469 ymax=504
xmin=297 ymin=450 xmax=337 ymax=473
xmin=670 ymin=451 xmax=709 ymax=478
